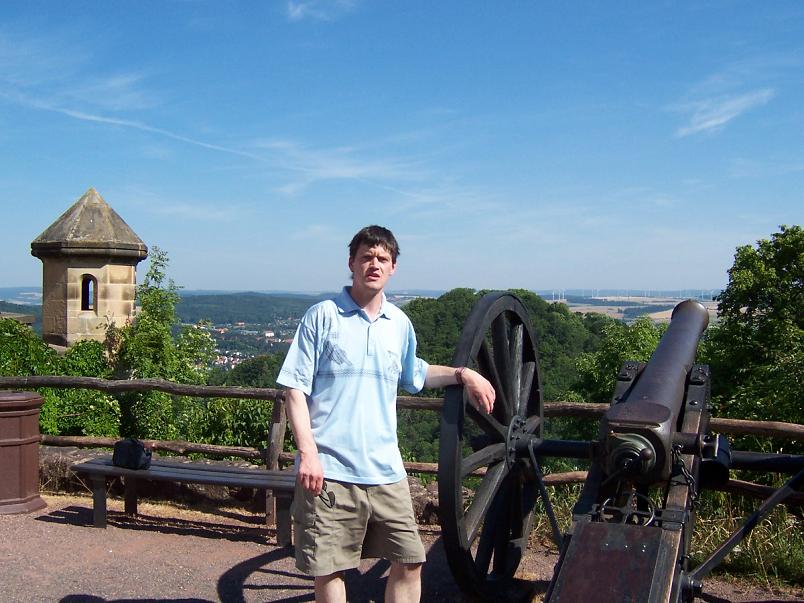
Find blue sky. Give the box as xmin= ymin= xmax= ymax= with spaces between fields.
xmin=1 ymin=1 xmax=802 ymax=293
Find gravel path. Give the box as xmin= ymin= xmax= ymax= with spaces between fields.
xmin=0 ymin=494 xmax=800 ymax=602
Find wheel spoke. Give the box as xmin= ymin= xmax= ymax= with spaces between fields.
xmin=492 ymin=477 xmax=517 ymax=576
xmin=509 ymin=323 xmax=523 ymax=416
xmin=468 ymin=403 xmax=508 ymax=441
xmin=474 ymin=518 xmax=496 ymax=577
xmin=465 ymin=461 xmax=509 ymax=545
xmin=491 ymin=314 xmax=513 ymax=420
xmin=475 ymin=482 xmax=509 ymax=576
xmin=477 ymin=340 xmax=511 ymax=421
xmin=523 ymin=414 xmax=542 ymax=435
xmin=519 ymin=361 xmax=535 ymax=417
xmin=461 ymin=442 xmax=507 ymax=477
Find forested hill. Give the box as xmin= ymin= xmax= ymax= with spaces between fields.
xmin=0 ymin=301 xmax=41 ymax=332
xmin=403 ymin=288 xmax=613 ymax=401
xmin=0 ymin=300 xmax=40 ymax=317
xmin=176 ymin=292 xmax=329 ymax=324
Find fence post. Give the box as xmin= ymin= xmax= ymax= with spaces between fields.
xmin=264 ymin=395 xmax=288 ymax=527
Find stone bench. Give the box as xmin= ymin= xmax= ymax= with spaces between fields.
xmin=71 ymin=457 xmax=296 ymax=545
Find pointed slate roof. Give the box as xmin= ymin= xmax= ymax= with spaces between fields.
xmin=31 ymin=188 xmax=148 ymax=259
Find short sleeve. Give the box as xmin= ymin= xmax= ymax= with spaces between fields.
xmin=399 ymin=321 xmax=429 ymax=394
xmin=277 ymin=313 xmax=318 ymax=395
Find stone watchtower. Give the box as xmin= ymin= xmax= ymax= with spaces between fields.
xmin=31 ymin=188 xmax=148 ymax=348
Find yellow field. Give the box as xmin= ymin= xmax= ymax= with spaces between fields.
xmin=561 ymin=298 xmax=718 ymax=323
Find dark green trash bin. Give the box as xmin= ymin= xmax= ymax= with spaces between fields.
xmin=0 ymin=392 xmax=46 ymax=514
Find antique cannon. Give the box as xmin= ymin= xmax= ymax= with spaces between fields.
xmin=438 ymin=292 xmax=804 ymax=602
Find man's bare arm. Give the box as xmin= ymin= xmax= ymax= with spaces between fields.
xmin=424 ymin=365 xmax=496 ymax=414
xmin=284 ymin=388 xmax=324 ymax=495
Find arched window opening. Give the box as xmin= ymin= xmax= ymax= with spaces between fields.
xmin=81 ymin=275 xmax=98 ymax=312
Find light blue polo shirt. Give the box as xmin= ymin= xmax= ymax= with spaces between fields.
xmin=277 ymin=287 xmax=429 ymax=485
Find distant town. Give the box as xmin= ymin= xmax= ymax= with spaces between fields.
xmin=0 ymin=286 xmax=720 ymax=371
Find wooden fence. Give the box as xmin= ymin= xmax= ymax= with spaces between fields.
xmin=1 ymin=375 xmax=802 ymax=505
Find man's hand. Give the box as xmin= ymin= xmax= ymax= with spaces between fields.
xmin=297 ymin=449 xmax=324 ymax=495
xmin=284 ymin=387 xmax=325 ymax=495
xmin=461 ymin=368 xmax=496 ymax=414
xmin=424 ymin=365 xmax=497 ymax=414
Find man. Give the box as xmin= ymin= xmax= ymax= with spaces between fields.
xmin=278 ymin=225 xmax=495 ymax=603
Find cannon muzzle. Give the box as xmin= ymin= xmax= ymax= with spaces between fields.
xmin=600 ymin=299 xmax=709 ymax=484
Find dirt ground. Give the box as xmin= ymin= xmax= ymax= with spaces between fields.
xmin=0 ymin=494 xmax=801 ymax=603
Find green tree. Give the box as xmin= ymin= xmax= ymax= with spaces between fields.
xmin=0 ymin=318 xmax=61 ymax=433
xmin=403 ymin=288 xmax=478 ymax=367
xmin=702 ymin=225 xmax=803 ymax=432
xmin=177 ymin=396 xmax=276 ymax=449
xmin=512 ymin=289 xmax=613 ymax=400
xmin=215 ymin=353 xmax=285 ymax=389
xmin=57 ymin=340 xmax=120 ymax=436
xmin=108 ymin=247 xmax=215 ymax=439
xmin=0 ymin=318 xmax=59 ymax=376
xmin=181 ymin=353 xmax=285 ymax=449
xmin=0 ymin=320 xmax=118 ymax=435
xmin=573 ymin=316 xmax=664 ymax=403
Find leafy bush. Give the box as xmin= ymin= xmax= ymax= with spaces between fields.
xmin=177 ymin=398 xmax=275 ymax=449
xmin=191 ymin=353 xmax=284 ymax=448
xmin=573 ymin=316 xmax=664 ymax=403
xmin=54 ymin=340 xmax=119 ymax=436
xmin=0 ymin=318 xmax=59 ymax=375
xmin=0 ymin=318 xmax=62 ymax=434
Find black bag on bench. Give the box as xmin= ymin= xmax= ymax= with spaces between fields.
xmin=112 ymin=437 xmax=152 ymax=470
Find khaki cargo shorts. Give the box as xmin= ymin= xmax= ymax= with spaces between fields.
xmin=291 ymin=477 xmax=426 ymax=576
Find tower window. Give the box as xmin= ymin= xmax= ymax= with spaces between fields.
xmin=81 ymin=275 xmax=98 ymax=312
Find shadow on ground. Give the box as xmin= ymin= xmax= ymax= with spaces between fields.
xmin=37 ymin=505 xmax=271 ymax=545
xmin=34 ymin=505 xmax=478 ymax=602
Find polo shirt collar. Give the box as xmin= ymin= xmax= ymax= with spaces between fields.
xmin=336 ymin=287 xmax=391 ymax=320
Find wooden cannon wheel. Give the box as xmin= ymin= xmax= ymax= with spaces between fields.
xmin=438 ymin=292 xmax=545 ymax=601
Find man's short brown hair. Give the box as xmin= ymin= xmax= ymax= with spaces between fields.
xmin=348 ymin=225 xmax=400 ymax=262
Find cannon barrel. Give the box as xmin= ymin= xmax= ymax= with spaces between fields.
xmin=600 ymin=299 xmax=709 ymax=484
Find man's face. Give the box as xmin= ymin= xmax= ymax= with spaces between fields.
xmin=348 ymin=243 xmax=396 ymax=294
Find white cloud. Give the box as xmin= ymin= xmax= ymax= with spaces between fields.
xmin=675 ymin=88 xmax=775 ymax=137
xmin=141 ymin=144 xmax=175 ymax=161
xmin=0 ymin=28 xmax=84 ymax=88
xmin=290 ymin=223 xmax=340 ymax=241
xmin=252 ymin=138 xmax=428 ymax=194
xmin=286 ymin=0 xmax=357 ymax=22
xmin=5 ymin=77 xmax=456 ymax=205
xmin=1 ymin=88 xmax=268 ymax=162
xmin=147 ymin=201 xmax=238 ymax=222
xmin=729 ymin=157 xmax=804 ymax=178
xmin=62 ymin=73 xmax=159 ymax=112
xmin=0 ymin=29 xmax=158 ymax=113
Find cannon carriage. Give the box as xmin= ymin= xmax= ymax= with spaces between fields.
xmin=437 ymin=292 xmax=803 ymax=602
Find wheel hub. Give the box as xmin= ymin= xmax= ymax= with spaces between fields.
xmin=505 ymin=415 xmax=535 ymax=469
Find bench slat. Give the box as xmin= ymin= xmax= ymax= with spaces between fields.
xmin=128 ymin=458 xmax=296 ymax=477
xmin=73 ymin=459 xmax=295 ymax=490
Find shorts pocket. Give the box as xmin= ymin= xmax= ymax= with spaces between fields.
xmin=291 ymin=481 xmax=318 ymax=528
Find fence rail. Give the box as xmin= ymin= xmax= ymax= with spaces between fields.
xmin=2 ymin=375 xmax=802 ymax=506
